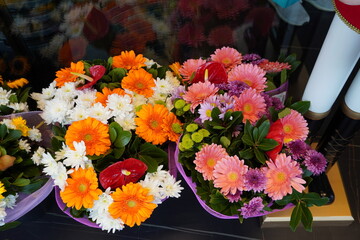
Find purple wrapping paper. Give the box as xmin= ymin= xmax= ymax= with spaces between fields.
xmin=55 ymin=143 xmax=178 ymax=228
xmin=174 ymin=143 xmax=293 ymax=219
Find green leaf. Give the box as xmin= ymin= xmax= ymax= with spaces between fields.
xmin=276 ymin=194 xmax=295 ymax=205
xmin=278 ymin=108 xmax=291 ymax=119
xmin=109 ymin=126 xmax=117 ymax=143
xmin=9 ymin=94 xmax=18 ymax=103
xmin=108 ymin=68 xmax=127 ymax=81
xmin=12 ymin=178 xmax=30 ymax=187
xmin=280 ymin=69 xmax=288 ymax=85
xmin=300 ymin=202 xmax=313 ymax=232
xmin=139 ymin=155 xmax=158 ymax=173
xmin=211 ymin=107 xmax=221 ymax=123
xmin=257 ymin=120 xmax=270 ymax=141
xmin=148 ymin=68 xmax=158 ymax=78
xmin=242 ymin=133 xmax=254 ymax=146
xmin=265 ymin=80 xmax=277 ymax=91
xmin=301 ymin=192 xmax=329 ymax=206
xmin=254 ymin=147 xmax=266 ymax=164
xmin=109 ymin=122 xmax=132 ymax=148
xmin=2 ymin=129 xmax=22 ymax=144
xmin=19 ymin=87 xmax=31 ymax=103
xmin=252 ymin=128 xmax=259 ymax=142
xmin=239 ymin=148 xmax=254 ymax=160
xmin=213 ymin=125 xmax=226 ymax=130
xmin=21 ymin=178 xmax=47 ymax=194
xmin=257 ymin=138 xmax=279 ymax=151
xmin=70 ymin=207 xmax=86 ymax=218
xmin=290 ymin=202 xmax=302 ymax=232
xmin=0 ymin=221 xmax=21 ymax=231
xmin=157 ymin=66 xmax=167 ymax=79
xmin=0 ymin=124 xmax=8 ymax=139
xmin=113 ymin=147 xmax=125 ymax=159
xmin=290 ymin=101 xmax=310 ymax=114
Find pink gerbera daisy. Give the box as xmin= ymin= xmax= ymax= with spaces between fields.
xmin=280 ymin=110 xmax=309 ymax=143
xmin=233 ymin=88 xmax=266 ymax=123
xmin=228 ymin=64 xmax=267 ymax=92
xmin=179 ymin=58 xmax=207 ymax=82
xmin=264 ymin=153 xmax=306 ymax=200
xmin=210 ymin=47 xmax=242 ymax=70
xmin=194 ymin=144 xmax=228 ymax=181
xmin=182 ymin=81 xmax=219 ymax=112
xmin=213 ymin=155 xmax=248 ymax=195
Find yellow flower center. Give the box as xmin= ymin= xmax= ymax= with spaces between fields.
xmin=136 ymin=82 xmax=144 ymax=89
xmin=227 ymin=172 xmax=238 ymax=181
xmin=244 ymin=79 xmax=252 ymax=86
xmin=150 ymin=120 xmax=159 ymax=129
xmin=243 ymin=103 xmax=253 ymax=113
xmin=121 ymin=169 xmax=131 ymax=176
xmin=127 ymin=200 xmax=137 ymax=208
xmin=84 ymin=134 xmax=92 ymax=141
xmin=78 ymin=183 xmax=88 ymax=193
xmin=275 ymin=172 xmax=287 ymax=184
xmin=283 ymin=124 xmax=293 ymax=133
xmin=222 ymin=58 xmax=231 ymax=65
xmin=207 ymin=158 xmax=216 ymax=167
xmin=206 ymin=109 xmax=212 ymax=117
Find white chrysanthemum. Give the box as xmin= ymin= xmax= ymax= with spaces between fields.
xmin=144 ymin=58 xmax=160 ymax=69
xmin=153 ymin=78 xmax=173 ymax=95
xmin=0 ymin=119 xmax=15 ymax=129
xmin=139 ymin=178 xmax=163 ymax=204
xmin=19 ymin=139 xmax=31 ymax=153
xmin=63 ymin=141 xmax=90 ymax=169
xmin=161 ymin=177 xmax=183 ymax=199
xmin=55 ymin=82 xmax=77 ymax=100
xmin=107 ymin=94 xmax=133 ymax=119
xmin=114 ymin=112 xmax=136 ymax=131
xmin=4 ymin=193 xmax=18 ymax=209
xmin=131 ymin=93 xmax=147 ymax=109
xmin=42 ymin=81 xmax=57 ymax=98
xmin=28 ymin=127 xmax=42 ymax=142
xmin=55 ymin=144 xmax=68 ymax=161
xmin=8 ymin=102 xmax=29 ymax=112
xmin=0 ymin=206 xmax=6 ymax=226
xmin=41 ymin=98 xmax=73 ymax=124
xmin=88 ymin=102 xmax=112 ymax=124
xmin=0 ymin=87 xmax=12 ymax=105
xmin=75 ymin=89 xmax=97 ymax=108
xmin=148 ymin=92 xmax=167 ymax=106
xmin=88 ymin=191 xmax=125 ymax=233
xmin=53 ymin=163 xmax=68 ymax=190
xmin=68 ymin=106 xmax=89 ymax=122
xmin=32 ymin=147 xmax=46 ymax=165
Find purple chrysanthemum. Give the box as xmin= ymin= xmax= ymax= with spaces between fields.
xmin=198 ymin=102 xmax=216 ymax=123
xmin=171 ymin=85 xmax=186 ymax=100
xmin=216 ymin=81 xmax=250 ymax=97
xmin=261 ymin=93 xmax=285 ymax=111
xmin=286 ymin=140 xmax=310 ymax=160
xmin=244 ymin=168 xmax=267 ymax=192
xmin=226 ymin=190 xmax=242 ymax=203
xmin=240 ymin=197 xmax=264 ymax=219
xmin=304 ymin=150 xmax=327 ymax=175
xmin=242 ymin=54 xmax=265 ymax=65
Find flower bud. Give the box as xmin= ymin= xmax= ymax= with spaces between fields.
xmin=0 ymin=155 xmax=16 ymax=171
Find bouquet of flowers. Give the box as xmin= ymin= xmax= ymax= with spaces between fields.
xmin=0 ymin=112 xmax=52 ymax=227
xmin=31 ymin=50 xmax=183 ymax=233
xmin=171 ymin=47 xmax=328 ymax=231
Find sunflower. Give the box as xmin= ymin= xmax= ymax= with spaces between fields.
xmin=121 ymin=68 xmax=155 ymax=98
xmin=95 ymin=87 xmax=126 ymax=106
xmin=55 ymin=61 xmax=85 ymax=87
xmin=65 ymin=117 xmax=111 ymax=156
xmin=135 ymin=104 xmax=169 ymax=145
xmin=112 ymin=50 xmax=146 ymax=70
xmin=6 ymin=78 xmax=29 ymax=89
xmin=108 ymin=182 xmax=157 ymax=227
xmin=60 ymin=167 xmax=102 ymax=210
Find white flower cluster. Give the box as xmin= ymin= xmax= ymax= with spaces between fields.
xmin=0 ymin=120 xmax=42 ymax=143
xmin=0 ymin=87 xmax=29 ymax=113
xmin=31 ymin=70 xmax=180 ymax=128
xmin=0 ymin=194 xmax=18 ymax=226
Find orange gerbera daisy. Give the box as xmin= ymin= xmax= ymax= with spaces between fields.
xmin=60 ymin=167 xmax=102 ymax=210
xmin=112 ymin=50 xmax=146 ymax=70
xmin=95 ymin=87 xmax=126 ymax=106
xmin=55 ymin=61 xmax=85 ymax=87
xmin=121 ymin=68 xmax=155 ymax=97
xmin=169 ymin=62 xmax=181 ymax=78
xmin=65 ymin=117 xmax=111 ymax=156
xmin=6 ymin=78 xmax=29 ymax=89
xmin=109 ymin=182 xmax=157 ymax=227
xmin=162 ymin=112 xmax=183 ymax=142
xmin=135 ymin=104 xmax=169 ymax=145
